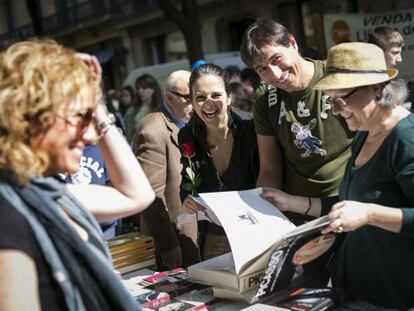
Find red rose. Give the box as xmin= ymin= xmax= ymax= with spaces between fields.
xmin=181 ymin=142 xmax=196 ymax=158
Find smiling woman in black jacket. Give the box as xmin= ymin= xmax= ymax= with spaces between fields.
xmin=179 ymin=63 xmax=259 ymax=260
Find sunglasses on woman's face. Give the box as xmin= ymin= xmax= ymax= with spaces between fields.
xmin=325 ymin=87 xmax=360 ymax=108
xmin=56 ymin=108 xmax=95 ymax=131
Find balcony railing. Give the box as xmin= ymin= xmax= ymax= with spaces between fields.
xmin=0 ymin=0 xmax=160 ymax=49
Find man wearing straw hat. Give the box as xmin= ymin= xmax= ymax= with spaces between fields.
xmin=240 ymin=19 xmax=353 ymax=221
xmin=262 ymin=42 xmax=413 ymax=309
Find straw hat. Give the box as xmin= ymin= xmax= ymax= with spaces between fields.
xmin=314 ymin=42 xmax=398 ymax=90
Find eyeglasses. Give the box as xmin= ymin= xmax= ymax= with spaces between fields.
xmin=56 ymin=108 xmax=95 ymax=132
xmin=168 ymin=90 xmax=191 ymax=102
xmin=325 ymin=87 xmax=360 ymax=108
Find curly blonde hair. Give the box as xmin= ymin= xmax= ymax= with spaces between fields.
xmin=0 ymin=39 xmax=99 ymax=184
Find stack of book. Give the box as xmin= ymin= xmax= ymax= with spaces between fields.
xmin=185 ymin=188 xmax=335 ymax=304
xmin=107 ymin=232 xmax=156 ymax=274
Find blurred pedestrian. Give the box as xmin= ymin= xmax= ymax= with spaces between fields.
xmin=125 ymin=74 xmax=162 ymax=143
xmin=134 ymin=70 xmax=199 ymax=270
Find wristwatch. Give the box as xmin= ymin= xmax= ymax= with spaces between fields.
xmin=96 ymin=113 xmax=116 ymax=136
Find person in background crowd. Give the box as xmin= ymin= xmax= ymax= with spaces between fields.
xmin=262 ymin=42 xmax=414 ymax=309
xmin=240 ymin=19 xmax=353 ymax=223
xmin=0 ymin=39 xmax=154 ymax=311
xmin=180 ymin=63 xmax=258 ymax=260
xmin=191 ymin=59 xmax=208 ymax=70
xmin=119 ymin=85 xmax=136 ymax=116
xmin=229 ymin=81 xmax=253 ymax=113
xmin=124 ymin=74 xmax=162 ymax=143
xmin=107 ymin=89 xmax=120 ymax=112
xmin=134 ymin=70 xmax=199 ymax=271
xmin=240 ymin=67 xmax=261 ymax=102
xmin=65 ymin=144 xmax=118 ymax=239
xmin=367 ymin=26 xmax=413 ymax=112
xmin=300 ymin=45 xmax=322 ymax=60
xmin=105 ymin=90 xmax=127 ymax=137
xmin=368 ymin=26 xmax=405 ymax=69
xmin=225 ymin=65 xmax=241 ymax=83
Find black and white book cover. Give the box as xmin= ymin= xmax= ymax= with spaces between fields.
xmin=253 ymin=220 xmax=336 ymax=303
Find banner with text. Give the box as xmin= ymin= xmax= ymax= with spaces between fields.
xmin=324 ymin=9 xmax=414 ymax=81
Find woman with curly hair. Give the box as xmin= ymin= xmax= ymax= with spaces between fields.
xmin=0 ymin=40 xmax=154 ymax=311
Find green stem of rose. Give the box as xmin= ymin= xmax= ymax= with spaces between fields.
xmin=187 ymin=156 xmax=196 ymax=195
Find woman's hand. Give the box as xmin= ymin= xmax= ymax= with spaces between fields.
xmin=75 ymin=53 xmax=102 ymax=87
xmin=260 ymin=187 xmax=296 ymax=212
xmin=322 ymin=200 xmax=372 ymax=234
xmin=183 ymin=196 xmax=204 ymax=214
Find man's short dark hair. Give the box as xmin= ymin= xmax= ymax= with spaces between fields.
xmin=368 ymin=26 xmax=405 ymax=51
xmin=240 ymin=19 xmax=292 ymax=68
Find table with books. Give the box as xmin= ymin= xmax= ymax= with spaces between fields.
xmin=122 ymin=268 xmax=248 ymax=311
xmin=121 ymin=267 xmax=344 ymax=311
xmin=117 ymin=188 xmax=346 ymax=310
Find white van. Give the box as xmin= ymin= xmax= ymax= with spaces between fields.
xmin=123 ymin=51 xmax=246 ymax=90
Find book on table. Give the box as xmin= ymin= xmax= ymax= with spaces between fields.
xmin=240 ymin=287 xmax=345 ymax=311
xmin=107 ymin=232 xmax=156 ymax=274
xmin=129 ymin=268 xmax=212 ymax=311
xmin=185 ymin=188 xmax=336 ymax=303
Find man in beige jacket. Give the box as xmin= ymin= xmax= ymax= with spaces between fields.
xmin=134 ymin=70 xmax=199 ymax=270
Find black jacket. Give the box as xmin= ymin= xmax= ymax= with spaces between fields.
xmin=178 ymin=108 xmax=259 ymax=234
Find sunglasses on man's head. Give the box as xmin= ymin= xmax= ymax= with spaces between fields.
xmin=325 ymin=87 xmax=360 ymax=108
xmin=168 ymin=89 xmax=191 ymax=102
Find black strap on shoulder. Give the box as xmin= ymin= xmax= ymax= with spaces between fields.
xmin=267 ymin=85 xmax=281 ymax=131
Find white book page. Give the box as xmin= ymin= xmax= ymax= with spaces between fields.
xmin=199 ymin=188 xmax=296 ymax=274
xmin=191 ymin=252 xmax=236 ymax=272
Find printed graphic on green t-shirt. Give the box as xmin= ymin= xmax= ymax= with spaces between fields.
xmin=254 ymin=59 xmax=353 ymax=197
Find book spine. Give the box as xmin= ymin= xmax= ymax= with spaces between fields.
xmin=141 ymin=268 xmax=187 ymax=285
xmin=309 ymin=298 xmax=334 ymax=311
xmin=252 ymin=244 xmax=289 ymax=302
xmin=186 ymin=304 xmax=208 ymax=311
xmin=110 ymin=240 xmax=154 ymax=255
xmin=141 ymin=294 xmax=171 ymax=308
xmin=240 ymin=270 xmax=264 ymax=293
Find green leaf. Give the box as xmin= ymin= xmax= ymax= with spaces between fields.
xmin=186 ymin=167 xmax=195 ymax=179
xmin=181 ymin=183 xmax=193 ymax=191
xmin=194 ymin=177 xmax=202 ymax=187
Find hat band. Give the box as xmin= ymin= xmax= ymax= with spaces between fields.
xmin=326 ymin=67 xmax=388 ymax=74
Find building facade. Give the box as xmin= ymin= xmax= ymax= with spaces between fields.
xmin=0 ymin=0 xmax=412 ymax=91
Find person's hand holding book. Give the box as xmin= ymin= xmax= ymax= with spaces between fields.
xmin=260 ymin=188 xmax=320 ymax=218
xmin=183 ymin=196 xmax=206 ymax=214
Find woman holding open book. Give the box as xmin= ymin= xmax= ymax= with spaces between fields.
xmin=261 ymin=42 xmax=414 ymax=309
xmin=179 ymin=63 xmax=259 ymax=260
xmin=0 ymin=40 xmax=155 ymax=311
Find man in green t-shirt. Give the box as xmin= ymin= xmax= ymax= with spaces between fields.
xmin=240 ymin=19 xmax=353 ymax=215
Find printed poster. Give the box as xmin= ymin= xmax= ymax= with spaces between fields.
xmin=324 ymin=9 xmax=414 ymax=82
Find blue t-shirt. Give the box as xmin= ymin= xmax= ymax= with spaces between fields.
xmin=66 ymin=144 xmax=109 ymax=185
xmin=65 ymin=144 xmax=116 ymax=239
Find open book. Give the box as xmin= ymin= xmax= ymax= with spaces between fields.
xmin=186 ymin=188 xmax=334 ymax=302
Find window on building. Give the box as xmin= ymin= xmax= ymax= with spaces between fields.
xmin=165 ymin=31 xmax=187 ymax=61
xmin=228 ymin=18 xmax=255 ymax=51
xmin=0 ymin=1 xmax=8 ymax=35
xmin=143 ymin=34 xmax=166 ymax=65
xmin=300 ymin=0 xmax=351 ymax=58
xmin=215 ymin=16 xmax=255 ymax=52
